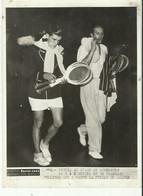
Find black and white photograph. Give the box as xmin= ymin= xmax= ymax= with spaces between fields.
xmin=2 ymin=0 xmax=142 ymax=189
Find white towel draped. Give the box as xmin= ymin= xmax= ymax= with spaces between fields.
xmin=34 ymin=38 xmax=65 ymax=75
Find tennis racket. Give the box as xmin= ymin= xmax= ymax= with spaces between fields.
xmin=36 ymin=61 xmax=92 ymax=94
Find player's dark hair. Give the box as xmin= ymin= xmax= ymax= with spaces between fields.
xmin=90 ymin=25 xmax=104 ymax=34
xmin=46 ymin=24 xmax=62 ymax=36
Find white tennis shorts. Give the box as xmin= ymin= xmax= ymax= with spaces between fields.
xmin=28 ymin=97 xmax=63 ymax=111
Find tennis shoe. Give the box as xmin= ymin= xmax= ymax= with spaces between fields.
xmin=77 ymin=127 xmax=86 ymax=146
xmin=34 ymin=152 xmax=50 ymax=166
xmin=89 ymin=151 xmax=103 ymax=159
xmin=40 ymin=139 xmax=52 ymax=162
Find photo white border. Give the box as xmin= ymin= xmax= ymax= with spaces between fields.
xmin=1 ymin=0 xmax=142 ymax=191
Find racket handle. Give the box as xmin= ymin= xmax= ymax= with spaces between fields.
xmin=49 ymin=77 xmax=64 ymax=87
xmin=36 ymin=85 xmax=51 ymax=94
xmin=35 ymin=81 xmax=50 ymax=89
xmin=36 ymin=77 xmax=64 ymax=94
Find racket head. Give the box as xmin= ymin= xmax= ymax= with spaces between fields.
xmin=69 ymin=66 xmax=89 ymax=81
xmin=65 ymin=62 xmax=92 ymax=85
xmin=118 ymin=55 xmax=129 ymax=72
xmin=110 ymin=55 xmax=129 ymax=75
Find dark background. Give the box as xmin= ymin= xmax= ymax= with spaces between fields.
xmin=6 ymin=7 xmax=137 ymax=167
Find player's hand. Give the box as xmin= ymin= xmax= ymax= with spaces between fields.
xmin=43 ymin=73 xmax=56 ymax=82
xmin=91 ymin=39 xmax=98 ymax=51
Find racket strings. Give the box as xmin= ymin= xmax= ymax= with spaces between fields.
xmin=67 ymin=63 xmax=92 ymax=85
xmin=69 ymin=67 xmax=89 ymax=81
